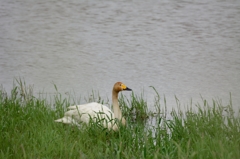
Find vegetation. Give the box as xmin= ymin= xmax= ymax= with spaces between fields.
xmin=0 ymin=80 xmax=239 ymax=159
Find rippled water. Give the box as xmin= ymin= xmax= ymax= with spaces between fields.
xmin=1 ymin=0 xmax=240 ymax=111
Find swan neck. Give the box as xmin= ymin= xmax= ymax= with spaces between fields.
xmin=112 ymin=90 xmax=122 ymax=119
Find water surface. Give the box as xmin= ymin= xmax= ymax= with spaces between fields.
xmin=1 ymin=0 xmax=240 ymax=111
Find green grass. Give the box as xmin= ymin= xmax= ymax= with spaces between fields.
xmin=0 ymin=80 xmax=239 ymax=159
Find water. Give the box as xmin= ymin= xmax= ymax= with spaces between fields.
xmin=1 ymin=0 xmax=240 ymax=112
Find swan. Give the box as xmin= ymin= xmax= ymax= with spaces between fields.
xmin=55 ymin=82 xmax=132 ymax=131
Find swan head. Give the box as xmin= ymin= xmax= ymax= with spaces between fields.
xmin=113 ymin=82 xmax=132 ymax=92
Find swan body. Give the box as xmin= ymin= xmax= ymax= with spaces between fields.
xmin=55 ymin=82 xmax=132 ymax=131
xmin=55 ymin=102 xmax=117 ymax=129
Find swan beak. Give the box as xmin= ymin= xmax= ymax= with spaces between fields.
xmin=125 ymin=87 xmax=132 ymax=91
xmin=121 ymin=83 xmax=132 ymax=91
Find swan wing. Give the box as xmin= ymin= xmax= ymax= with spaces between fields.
xmin=55 ymin=102 xmax=115 ymax=126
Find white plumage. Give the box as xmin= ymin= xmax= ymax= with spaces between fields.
xmin=55 ymin=82 xmax=132 ymax=131
xmin=55 ymin=102 xmax=116 ymax=129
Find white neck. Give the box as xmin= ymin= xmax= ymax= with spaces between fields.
xmin=112 ymin=90 xmax=122 ymax=119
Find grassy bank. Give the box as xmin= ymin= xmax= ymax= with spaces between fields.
xmin=0 ymin=81 xmax=239 ymax=159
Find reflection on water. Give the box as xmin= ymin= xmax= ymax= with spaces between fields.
xmin=0 ymin=0 xmax=240 ymax=111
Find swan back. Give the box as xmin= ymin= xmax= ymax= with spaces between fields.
xmin=55 ymin=102 xmax=117 ymax=129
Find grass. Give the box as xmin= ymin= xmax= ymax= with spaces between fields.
xmin=0 ymin=79 xmax=239 ymax=159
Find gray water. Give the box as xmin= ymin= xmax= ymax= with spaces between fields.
xmin=1 ymin=0 xmax=240 ymax=112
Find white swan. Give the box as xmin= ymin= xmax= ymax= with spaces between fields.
xmin=55 ymin=82 xmax=132 ymax=131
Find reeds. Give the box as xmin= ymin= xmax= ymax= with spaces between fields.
xmin=0 ymin=79 xmax=239 ymax=159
